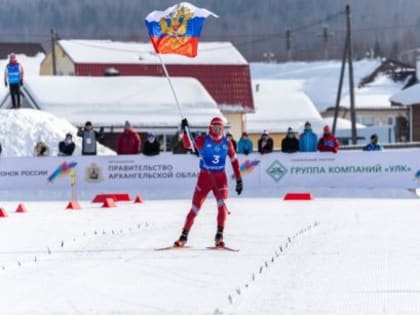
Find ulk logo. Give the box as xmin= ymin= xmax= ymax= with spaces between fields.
xmin=266 ymin=160 xmax=288 ymax=182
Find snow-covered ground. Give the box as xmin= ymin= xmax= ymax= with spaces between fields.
xmin=1 ymin=194 xmax=419 ymax=314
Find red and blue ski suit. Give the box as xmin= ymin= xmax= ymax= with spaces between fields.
xmin=182 ymin=133 xmax=242 ymax=232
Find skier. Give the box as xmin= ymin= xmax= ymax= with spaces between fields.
xmin=174 ymin=117 xmax=243 ymax=248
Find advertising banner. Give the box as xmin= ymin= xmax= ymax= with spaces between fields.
xmin=0 ymin=150 xmax=419 ymax=193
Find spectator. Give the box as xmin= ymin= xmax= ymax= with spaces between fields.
xmin=58 ymin=132 xmax=76 ymax=156
xmin=237 ymin=132 xmax=253 ymax=155
xmin=257 ymin=130 xmax=273 ymax=154
xmin=171 ymin=131 xmax=188 ymax=154
xmin=226 ymin=132 xmax=237 ymax=152
xmin=34 ymin=139 xmax=49 ymax=156
xmin=143 ymin=133 xmax=161 ymax=156
xmin=363 ymin=134 xmax=383 ymax=151
xmin=4 ymin=53 xmax=24 ymax=109
xmin=299 ymin=121 xmax=318 ymax=152
xmin=281 ymin=127 xmax=299 ymax=153
xmin=116 ymin=121 xmax=140 ymax=155
xmin=77 ymin=121 xmax=104 ymax=155
xmin=317 ymin=125 xmax=339 ymax=153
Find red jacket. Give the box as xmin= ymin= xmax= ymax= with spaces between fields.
xmin=317 ymin=134 xmax=339 ymax=153
xmin=117 ymin=128 xmax=140 ymax=154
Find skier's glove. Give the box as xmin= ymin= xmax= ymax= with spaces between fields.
xmin=235 ymin=179 xmax=243 ymax=195
xmin=19 ymin=79 xmax=23 ymax=86
xmin=181 ymin=118 xmax=189 ymax=131
xmin=4 ymin=81 xmax=7 ymax=87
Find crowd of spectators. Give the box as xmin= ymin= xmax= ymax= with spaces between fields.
xmin=223 ymin=121 xmax=382 ymax=155
xmin=7 ymin=120 xmax=384 ymax=158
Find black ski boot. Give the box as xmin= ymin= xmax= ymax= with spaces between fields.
xmin=215 ymin=226 xmax=225 ymax=247
xmin=174 ymin=229 xmax=189 ymax=247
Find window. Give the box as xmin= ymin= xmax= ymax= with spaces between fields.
xmin=357 ymin=116 xmax=374 ymax=126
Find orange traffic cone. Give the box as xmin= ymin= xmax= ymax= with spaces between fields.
xmin=102 ymin=198 xmax=116 ymax=208
xmin=15 ymin=203 xmax=28 ymax=213
xmin=0 ymin=208 xmax=7 ymax=217
xmin=133 ymin=195 xmax=143 ymax=203
xmin=66 ymin=201 xmax=82 ymax=210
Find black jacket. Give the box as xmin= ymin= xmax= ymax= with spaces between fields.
xmin=59 ymin=141 xmax=76 ymax=156
xmin=143 ymin=140 xmax=160 ymax=156
xmin=281 ymin=137 xmax=299 ymax=153
xmin=258 ymin=137 xmax=273 ymax=154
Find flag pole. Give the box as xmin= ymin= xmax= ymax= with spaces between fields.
xmin=156 ymin=53 xmax=196 ymax=152
xmin=156 ymin=52 xmax=231 ymax=214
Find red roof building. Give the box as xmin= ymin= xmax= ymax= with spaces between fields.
xmin=41 ymin=40 xmax=254 ymax=114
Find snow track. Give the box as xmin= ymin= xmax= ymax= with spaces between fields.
xmin=0 ymin=198 xmax=419 ymax=314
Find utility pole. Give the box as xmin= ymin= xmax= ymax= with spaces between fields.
xmin=332 ymin=33 xmax=348 ymax=136
xmin=346 ymin=4 xmax=357 ymax=145
xmin=286 ymin=29 xmax=293 ymax=61
xmin=318 ymin=25 xmax=334 ymax=60
xmin=50 ymin=29 xmax=57 ymax=75
xmin=332 ymin=5 xmax=357 ymax=144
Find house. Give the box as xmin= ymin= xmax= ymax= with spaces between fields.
xmin=321 ymin=59 xmax=410 ymax=142
xmin=40 ymin=39 xmax=254 ymax=136
xmin=357 ymin=58 xmax=417 ymax=90
xmin=250 ymin=59 xmax=410 ymax=143
xmin=0 ymin=76 xmax=225 ymax=151
xmin=390 ymin=83 xmax=420 ymax=141
xmin=247 ymin=79 xmax=324 ymax=150
xmin=0 ymin=42 xmax=45 ymax=58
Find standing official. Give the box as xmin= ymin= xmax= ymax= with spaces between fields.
xmin=4 ymin=53 xmax=24 ymax=109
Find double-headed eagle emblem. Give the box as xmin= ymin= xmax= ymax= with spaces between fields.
xmin=159 ymin=4 xmax=193 ymax=37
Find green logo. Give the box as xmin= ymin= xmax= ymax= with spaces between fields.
xmin=266 ymin=160 xmax=288 ymax=182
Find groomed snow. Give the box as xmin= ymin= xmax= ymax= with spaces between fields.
xmin=0 ymin=194 xmax=419 ymax=314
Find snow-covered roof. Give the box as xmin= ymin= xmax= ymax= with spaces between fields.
xmin=390 ymin=83 xmax=420 ymax=106
xmin=323 ymin=117 xmax=366 ymax=129
xmin=340 ymin=74 xmax=403 ymax=109
xmin=23 ymin=76 xmax=223 ymax=127
xmin=59 ymin=40 xmax=248 ymax=65
xmin=247 ymin=79 xmax=323 ymax=134
xmin=250 ymin=59 xmax=403 ymax=112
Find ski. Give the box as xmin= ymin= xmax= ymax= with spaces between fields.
xmin=155 ymin=245 xmax=239 ymax=252
xmin=206 ymin=246 xmax=240 ymax=252
xmin=154 ymin=245 xmax=191 ymax=251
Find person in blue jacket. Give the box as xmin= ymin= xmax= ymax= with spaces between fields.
xmin=363 ymin=134 xmax=383 ymax=151
xmin=4 ymin=53 xmax=24 ymax=109
xmin=237 ymin=132 xmax=254 ymax=155
xmin=299 ymin=121 xmax=318 ymax=152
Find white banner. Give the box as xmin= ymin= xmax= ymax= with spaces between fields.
xmin=0 ymin=150 xmax=419 ymax=193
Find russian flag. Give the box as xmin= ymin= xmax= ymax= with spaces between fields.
xmin=145 ymin=2 xmax=218 ymax=57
